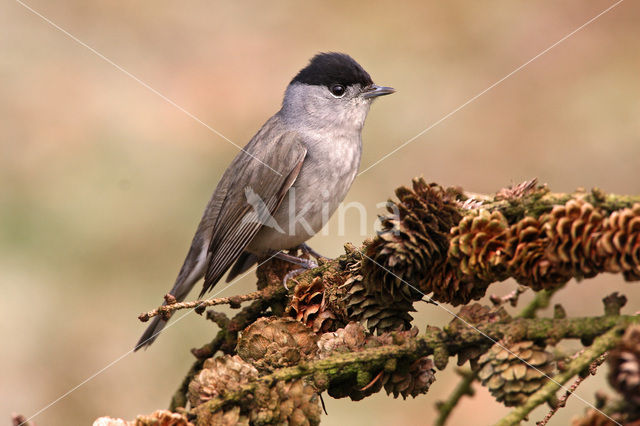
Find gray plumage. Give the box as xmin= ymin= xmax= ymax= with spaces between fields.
xmin=135 ymin=53 xmax=393 ymax=350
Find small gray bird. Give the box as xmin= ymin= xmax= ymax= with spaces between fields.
xmin=135 ymin=52 xmax=394 ymax=350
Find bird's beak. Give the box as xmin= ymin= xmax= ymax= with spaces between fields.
xmin=363 ymin=84 xmax=396 ymax=99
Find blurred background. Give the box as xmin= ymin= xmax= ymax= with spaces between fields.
xmin=1 ymin=1 xmax=639 ymax=425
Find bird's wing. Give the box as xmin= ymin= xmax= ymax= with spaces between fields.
xmin=199 ymin=131 xmax=306 ymax=296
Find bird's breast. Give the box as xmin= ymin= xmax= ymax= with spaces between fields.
xmin=246 ymin=132 xmax=362 ymax=254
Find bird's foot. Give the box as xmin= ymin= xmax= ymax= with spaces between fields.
xmin=273 ymin=251 xmax=318 ymax=290
xmin=282 ymin=268 xmax=309 ymax=290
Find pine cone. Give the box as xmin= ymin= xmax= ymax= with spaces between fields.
xmin=135 ymin=411 xmax=194 ymax=426
xmin=204 ymin=406 xmax=249 ymax=426
xmin=237 ymin=317 xmax=318 ymax=371
xmin=250 ymin=380 xmax=321 ymax=426
xmin=317 ymin=322 xmax=368 ymax=359
xmin=445 ymin=209 xmax=509 ymax=304
xmin=477 ymin=340 xmax=556 ymax=407
xmin=188 ymin=355 xmax=259 ymax=407
xmin=382 ymin=356 xmax=436 ymax=399
xmin=598 ymin=203 xmax=640 ymax=280
xmin=449 ymin=209 xmax=509 ymax=282
xmin=320 ymin=324 xmax=432 ymax=401
xmin=544 ymin=199 xmax=605 ymax=279
xmin=504 ymin=216 xmax=552 ymax=289
xmin=608 ymin=325 xmax=640 ymax=405
xmin=362 ymin=179 xmax=462 ymax=304
xmin=287 ymin=277 xmax=339 ymax=333
xmin=342 ymin=258 xmax=414 ymax=333
xmin=571 ymin=409 xmax=621 ymax=426
xmin=446 ymin=303 xmax=510 ymax=367
xmin=93 ymin=411 xmax=194 ymax=426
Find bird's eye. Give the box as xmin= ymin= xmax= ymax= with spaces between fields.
xmin=329 ymin=84 xmax=345 ymax=97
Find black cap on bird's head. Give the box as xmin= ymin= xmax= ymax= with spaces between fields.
xmin=292 ymin=52 xmax=373 ymax=88
xmin=291 ymin=52 xmax=394 ymax=99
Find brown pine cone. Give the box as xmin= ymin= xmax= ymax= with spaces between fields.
xmin=446 ymin=303 xmax=510 ymax=367
xmin=93 ymin=411 xmax=194 ymax=426
xmin=543 ymin=199 xmax=605 ymax=280
xmin=598 ymin=203 xmax=640 ymax=280
xmin=135 ymin=410 xmax=194 ymax=426
xmin=571 ymin=409 xmax=623 ymax=426
xmin=382 ymin=356 xmax=436 ymax=399
xmin=362 ymin=178 xmax=462 ymax=304
xmin=342 ymin=258 xmax=414 ymax=333
xmin=202 ymin=406 xmax=249 ymax=426
xmin=317 ymin=322 xmax=368 ymax=359
xmin=287 ymin=277 xmax=339 ymax=333
xmin=477 ymin=340 xmax=556 ymax=407
xmin=250 ymin=380 xmax=321 ymax=426
xmin=237 ymin=317 xmax=318 ymax=372
xmin=608 ymin=325 xmax=640 ymax=405
xmin=504 ymin=216 xmax=565 ymax=290
xmin=188 ymin=355 xmax=259 ymax=408
xmin=449 ymin=209 xmax=510 ymax=283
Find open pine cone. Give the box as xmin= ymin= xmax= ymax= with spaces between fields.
xmin=446 ymin=303 xmax=510 ymax=367
xmin=598 ymin=203 xmax=640 ymax=280
xmin=608 ymin=325 xmax=640 ymax=405
xmin=362 ymin=179 xmax=462 ymax=304
xmin=341 ymin=256 xmax=414 ymax=333
xmin=477 ymin=340 xmax=555 ymax=407
xmin=237 ymin=317 xmax=318 ymax=372
xmin=250 ymin=380 xmax=322 ymax=426
xmin=188 ymin=355 xmax=259 ymax=408
xmin=287 ymin=277 xmax=340 ymax=333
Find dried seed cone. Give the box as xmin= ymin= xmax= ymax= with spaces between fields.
xmin=287 ymin=277 xmax=339 ymax=333
xmin=362 ymin=178 xmax=462 ymax=304
xmin=543 ymin=199 xmax=605 ymax=279
xmin=598 ymin=203 xmax=640 ymax=280
xmin=203 ymin=406 xmax=249 ymax=426
xmin=449 ymin=209 xmax=509 ymax=282
xmin=477 ymin=341 xmax=556 ymax=407
xmin=445 ymin=210 xmax=509 ymax=304
xmin=447 ymin=304 xmax=510 ymax=367
xmin=504 ymin=215 xmax=569 ymax=290
xmin=135 ymin=410 xmax=194 ymax=426
xmin=250 ymin=380 xmax=321 ymax=426
xmin=342 ymin=258 xmax=414 ymax=333
xmin=608 ymin=325 xmax=640 ymax=405
xmin=237 ymin=317 xmax=318 ymax=371
xmin=317 ymin=322 xmax=368 ymax=359
xmin=571 ymin=409 xmax=622 ymax=426
xmin=382 ymin=356 xmax=436 ymax=399
xmin=188 ymin=355 xmax=258 ymax=408
xmin=93 ymin=411 xmax=194 ymax=426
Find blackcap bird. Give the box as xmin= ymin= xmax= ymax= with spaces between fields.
xmin=135 ymin=52 xmax=394 ymax=350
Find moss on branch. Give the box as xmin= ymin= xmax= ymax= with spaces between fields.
xmin=191 ymin=315 xmax=638 ymax=420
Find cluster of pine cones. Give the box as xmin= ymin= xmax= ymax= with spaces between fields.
xmin=362 ymin=178 xmax=640 ymax=307
xmin=184 ymin=318 xmax=436 ymax=425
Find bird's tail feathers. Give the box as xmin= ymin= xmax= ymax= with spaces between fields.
xmin=134 ymin=245 xmax=209 ymax=351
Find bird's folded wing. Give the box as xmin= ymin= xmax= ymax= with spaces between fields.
xmin=200 ymin=131 xmax=306 ymax=296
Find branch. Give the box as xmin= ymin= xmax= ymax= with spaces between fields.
xmin=192 ymin=315 xmax=638 ymax=418
xmin=139 ymin=287 xmax=281 ymax=322
xmin=494 ymin=325 xmax=627 ymax=426
xmin=435 ymin=368 xmax=477 ymax=426
xmin=517 ymin=288 xmax=559 ymax=319
xmin=536 ymin=354 xmax=608 ymax=426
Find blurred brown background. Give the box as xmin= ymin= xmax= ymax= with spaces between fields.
xmin=1 ymin=1 xmax=639 ymax=425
